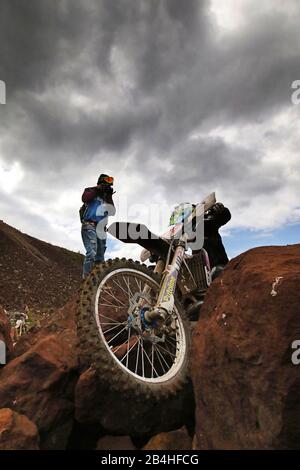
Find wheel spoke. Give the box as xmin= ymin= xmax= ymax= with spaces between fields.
xmin=112 ymin=278 xmax=131 ymax=302
xmin=135 ymin=339 xmax=141 ymax=374
xmin=125 ymin=327 xmax=132 ymax=368
xmin=142 ymin=344 xmax=159 ymax=378
xmin=156 ymin=343 xmax=177 ymax=359
xmin=102 ymin=323 xmax=124 ymax=335
xmin=122 ymin=275 xmax=134 ymax=299
xmin=99 ymin=313 xmax=125 ymax=323
xmin=102 ymin=287 xmax=127 ymax=307
xmin=120 ymin=336 xmax=139 ymax=366
xmin=134 ymin=276 xmax=142 ymax=291
xmin=151 ymin=343 xmax=154 ymax=378
xmin=165 ymin=334 xmax=177 ymax=344
xmin=154 ymin=347 xmax=167 ymax=375
xmin=107 ymin=326 xmax=127 ymax=345
xmin=164 ymin=340 xmax=178 ymax=362
xmin=140 ymin=338 xmax=145 ymax=378
xmin=99 ymin=303 xmax=125 ymax=309
xmin=127 ymin=276 xmax=135 ymax=298
xmin=99 ymin=293 xmax=120 ymax=308
xmin=155 ymin=345 xmax=171 ymax=370
xmin=93 ymin=267 xmax=186 ymax=383
xmin=165 ymin=337 xmax=179 ymax=351
xmin=112 ymin=338 xmax=129 ymax=355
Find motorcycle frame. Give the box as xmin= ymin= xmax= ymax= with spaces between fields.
xmin=151 ymin=237 xmax=187 ymax=317
xmin=107 ymin=192 xmax=216 ymax=320
xmin=143 ymin=193 xmax=216 ymax=319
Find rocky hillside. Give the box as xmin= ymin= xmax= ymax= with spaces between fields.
xmin=0 ymin=299 xmax=194 ymax=450
xmin=0 ymin=220 xmax=83 ymax=311
xmin=0 ymin=243 xmax=299 ymax=450
xmin=191 ymin=244 xmax=300 ymax=450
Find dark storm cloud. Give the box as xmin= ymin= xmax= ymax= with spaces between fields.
xmin=116 ymin=0 xmax=207 ymax=93
xmin=1 ymin=93 xmax=161 ymax=170
xmin=0 ymin=0 xmax=93 ymax=94
xmin=1 ymin=0 xmax=299 ymax=166
xmin=0 ymin=0 xmax=300 ymax=248
xmin=0 ymin=0 xmax=203 ymax=96
xmin=1 ymin=0 xmax=206 ymax=171
xmin=148 ymin=11 xmax=300 ymax=153
xmin=154 ymin=135 xmax=285 ymax=203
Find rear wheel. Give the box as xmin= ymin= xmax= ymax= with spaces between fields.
xmin=76 ymin=258 xmax=191 ymax=398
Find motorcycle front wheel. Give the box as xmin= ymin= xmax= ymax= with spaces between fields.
xmin=76 ymin=258 xmax=191 ymax=399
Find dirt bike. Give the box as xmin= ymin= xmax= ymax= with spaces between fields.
xmin=77 ymin=193 xmax=217 ymax=399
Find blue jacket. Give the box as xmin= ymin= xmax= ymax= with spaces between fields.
xmin=83 ymin=196 xmax=106 ymax=223
xmin=81 ymin=186 xmax=116 ymax=223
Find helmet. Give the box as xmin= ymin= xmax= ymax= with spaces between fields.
xmin=97 ymin=173 xmax=114 ymax=185
xmin=169 ymin=202 xmax=194 ymax=226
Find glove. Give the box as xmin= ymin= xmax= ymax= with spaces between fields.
xmin=97 ymin=184 xmax=113 ymax=193
xmin=211 ymin=202 xmax=225 ymax=216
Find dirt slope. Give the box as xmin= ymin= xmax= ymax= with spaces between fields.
xmin=0 ymin=220 xmax=83 ymax=311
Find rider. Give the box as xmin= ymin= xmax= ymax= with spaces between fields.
xmin=169 ymin=201 xmax=231 ymax=277
xmin=201 ymin=202 xmax=231 ymax=278
xmin=80 ymin=173 xmax=116 ymax=278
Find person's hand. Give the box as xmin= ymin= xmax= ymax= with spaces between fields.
xmin=97 ymin=183 xmax=113 ymax=193
xmin=211 ymin=202 xmax=225 ymax=216
xmin=105 ymin=185 xmax=113 ymax=194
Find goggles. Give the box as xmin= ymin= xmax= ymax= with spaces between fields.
xmin=100 ymin=176 xmax=114 ymax=185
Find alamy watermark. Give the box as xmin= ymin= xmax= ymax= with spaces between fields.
xmin=291 ymin=80 xmax=300 ymax=105
xmin=95 ymin=200 xmax=205 ymax=251
xmin=291 ymin=340 xmax=300 ymax=365
xmin=0 ymin=339 xmax=6 ymax=365
xmin=0 ymin=80 xmax=6 ymax=104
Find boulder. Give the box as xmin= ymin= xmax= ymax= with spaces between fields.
xmin=75 ymin=367 xmax=195 ymax=437
xmin=0 ymin=408 xmax=39 ymax=450
xmin=191 ymin=244 xmax=300 ymax=449
xmin=0 ymin=305 xmax=13 ymax=361
xmin=0 ymin=294 xmax=195 ymax=449
xmin=0 ymin=299 xmax=79 ymax=449
xmin=142 ymin=426 xmax=192 ymax=450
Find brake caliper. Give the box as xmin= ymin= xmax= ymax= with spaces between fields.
xmin=140 ymin=307 xmax=156 ymax=328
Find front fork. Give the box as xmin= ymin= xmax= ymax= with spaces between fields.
xmin=144 ymin=240 xmax=186 ymax=322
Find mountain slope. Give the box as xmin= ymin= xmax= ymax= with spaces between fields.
xmin=0 ymin=220 xmax=83 ymax=311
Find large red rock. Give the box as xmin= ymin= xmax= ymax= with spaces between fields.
xmin=191 ymin=244 xmax=300 ymax=449
xmin=0 ymin=299 xmax=78 ymax=449
xmin=0 ymin=305 xmax=13 ymax=361
xmin=0 ymin=293 xmax=195 ymax=449
xmin=143 ymin=426 xmax=192 ymax=450
xmin=0 ymin=408 xmax=39 ymax=450
xmin=75 ymin=367 xmax=195 ymax=437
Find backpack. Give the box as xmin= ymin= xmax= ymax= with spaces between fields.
xmin=79 ymin=198 xmax=107 ymax=223
xmin=79 ymin=203 xmax=87 ymax=223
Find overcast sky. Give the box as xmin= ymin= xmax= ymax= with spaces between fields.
xmin=0 ymin=0 xmax=299 ymax=260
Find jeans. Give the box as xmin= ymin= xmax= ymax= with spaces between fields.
xmin=81 ymin=223 xmax=106 ymax=278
